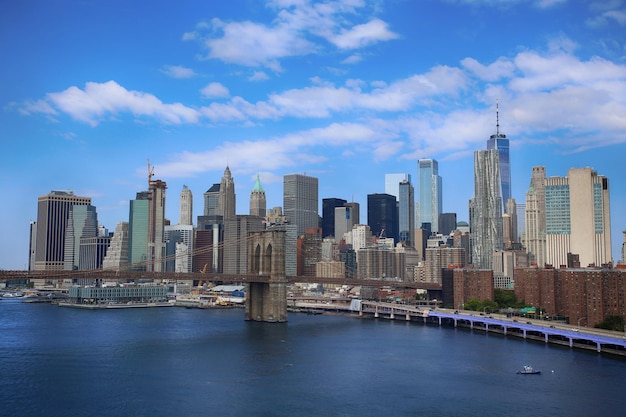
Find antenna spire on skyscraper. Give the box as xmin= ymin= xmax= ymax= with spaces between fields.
xmin=496 ymin=99 xmax=500 ymax=137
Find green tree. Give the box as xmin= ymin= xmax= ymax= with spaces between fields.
xmin=464 ymin=299 xmax=483 ymax=311
xmin=494 ymin=289 xmax=526 ymax=309
xmin=595 ymin=316 xmax=625 ymax=332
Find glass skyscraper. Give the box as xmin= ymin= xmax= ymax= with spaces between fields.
xmin=398 ymin=180 xmax=415 ymax=246
xmin=417 ymin=159 xmax=442 ymax=233
xmin=129 ymin=192 xmax=150 ymax=270
xmin=487 ymin=104 xmax=511 ymax=213
xmin=367 ymin=193 xmax=398 ymax=243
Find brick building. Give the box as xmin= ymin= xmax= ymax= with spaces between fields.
xmin=514 ymin=267 xmax=626 ymax=327
xmin=442 ymin=268 xmax=494 ymax=310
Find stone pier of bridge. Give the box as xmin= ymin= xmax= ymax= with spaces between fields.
xmin=245 ymin=230 xmax=288 ymax=323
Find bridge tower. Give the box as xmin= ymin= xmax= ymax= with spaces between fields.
xmin=245 ymin=230 xmax=288 ymax=322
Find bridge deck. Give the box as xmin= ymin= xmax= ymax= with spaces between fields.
xmin=0 ymin=270 xmax=441 ymax=290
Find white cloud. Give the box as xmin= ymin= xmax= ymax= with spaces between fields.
xmin=586 ymin=8 xmax=626 ymax=27
xmin=328 ymin=19 xmax=399 ymax=49
xmin=20 ymin=40 xmax=626 ymax=160
xmin=185 ymin=1 xmax=397 ymax=69
xmin=44 ymin=80 xmax=201 ymax=126
xmin=249 ymin=71 xmax=270 ymax=81
xmin=200 ymin=82 xmax=230 ymax=99
xmin=161 ymin=65 xmax=196 ymax=79
xmin=203 ymin=18 xmax=315 ymax=68
xmin=461 ymin=57 xmax=516 ymax=82
xmin=342 ymin=54 xmax=363 ymax=64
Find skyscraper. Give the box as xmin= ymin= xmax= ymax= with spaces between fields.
xmin=64 ymin=204 xmax=98 ymax=270
xmin=525 ymin=166 xmax=547 ymax=267
xmin=544 ymin=167 xmax=611 ymax=268
xmin=322 ymin=198 xmax=347 ymax=238
xmin=398 ymin=180 xmax=415 ymax=246
xmin=487 ymin=103 xmax=511 ymax=213
xmin=218 ymin=166 xmax=236 ymax=220
xmin=284 ymin=173 xmax=319 ymax=237
xmin=34 ymin=190 xmax=92 ymax=270
xmin=249 ymin=174 xmax=266 ymax=218
xmin=179 ymin=185 xmax=193 ymax=226
xmin=102 ymin=222 xmax=129 ymax=271
xmin=469 ymin=149 xmax=503 ymax=269
xmin=367 ymin=193 xmax=398 ymax=243
xmin=148 ymin=179 xmax=167 ymax=272
xmin=203 ymin=183 xmax=220 ymax=216
xmin=334 ymin=203 xmax=359 ymax=242
xmin=165 ymin=224 xmax=194 ymax=273
xmin=128 ymin=192 xmax=150 ymax=270
xmin=385 ymin=173 xmax=411 ymax=200
xmin=223 ymin=215 xmax=264 ymax=274
xmin=417 ymin=159 xmax=442 ymax=233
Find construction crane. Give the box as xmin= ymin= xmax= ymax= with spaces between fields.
xmin=147 ymin=158 xmax=155 ymax=182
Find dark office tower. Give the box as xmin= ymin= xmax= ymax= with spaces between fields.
xmin=284 ymin=173 xmax=319 ymax=237
xmin=249 ymin=174 xmax=266 ymax=218
xmin=203 ymin=183 xmax=220 ymax=216
xmin=417 ymin=159 xmax=442 ymax=233
xmin=339 ymin=247 xmax=357 ymax=279
xmin=34 ymin=190 xmax=92 ymax=271
xmin=322 ymin=198 xmax=347 ymax=238
xmin=487 ymin=102 xmax=511 ymax=213
xmin=398 ymin=180 xmax=415 ymax=246
xmin=439 ymin=213 xmax=457 ymax=236
xmin=367 ymin=193 xmax=398 ymax=243
xmin=219 ymin=166 xmax=236 ymax=220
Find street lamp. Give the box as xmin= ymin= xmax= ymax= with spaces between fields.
xmin=578 ymin=317 xmax=586 ymax=329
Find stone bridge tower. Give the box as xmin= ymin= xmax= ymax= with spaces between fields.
xmin=245 ymin=230 xmax=288 ymax=322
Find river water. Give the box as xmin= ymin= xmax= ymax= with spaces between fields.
xmin=1 ymin=299 xmax=624 ymax=417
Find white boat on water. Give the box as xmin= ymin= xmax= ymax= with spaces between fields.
xmin=517 ymin=365 xmax=541 ymax=375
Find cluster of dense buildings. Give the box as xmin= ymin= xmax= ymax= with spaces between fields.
xmin=27 ymin=112 xmax=626 ymax=326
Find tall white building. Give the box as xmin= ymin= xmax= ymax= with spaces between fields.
xmin=351 ymin=224 xmax=372 ymax=252
xmin=219 ymin=166 xmax=236 ymax=220
xmin=179 ymin=185 xmax=193 ymax=226
xmin=525 ymin=167 xmax=547 ymax=267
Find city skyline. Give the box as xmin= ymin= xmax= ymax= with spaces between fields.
xmin=2 ymin=1 xmax=626 ymax=269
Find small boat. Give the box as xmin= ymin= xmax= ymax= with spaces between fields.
xmin=517 ymin=365 xmax=541 ymax=375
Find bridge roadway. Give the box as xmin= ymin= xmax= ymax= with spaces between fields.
xmin=288 ymin=300 xmax=626 ymax=356
xmin=0 ymin=270 xmax=441 ymax=290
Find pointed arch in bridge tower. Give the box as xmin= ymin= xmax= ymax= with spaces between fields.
xmin=245 ymin=230 xmax=287 ymax=322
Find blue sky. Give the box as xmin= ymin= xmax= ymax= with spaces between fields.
xmin=2 ymin=0 xmax=626 ymax=269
